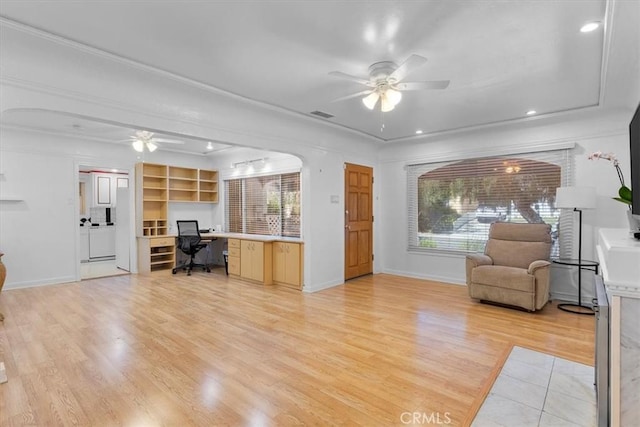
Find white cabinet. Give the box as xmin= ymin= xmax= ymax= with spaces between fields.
xmin=89 ymin=226 xmax=116 ymax=259
xmin=91 ymin=173 xmax=128 ymax=207
xmin=596 ymin=228 xmax=640 ymax=427
xmin=79 ymin=227 xmax=89 ymax=262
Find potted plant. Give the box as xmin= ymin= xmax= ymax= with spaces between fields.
xmin=589 ymin=152 xmax=635 ymax=229
xmin=589 ymin=151 xmax=633 ymax=205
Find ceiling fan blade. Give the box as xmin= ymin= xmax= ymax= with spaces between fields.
xmin=389 ymin=54 xmax=428 ymax=83
xmin=395 ymin=80 xmax=450 ymax=90
xmin=153 ymin=138 xmax=185 ymax=144
xmin=328 ymin=71 xmax=373 ymax=86
xmin=331 ymin=89 xmax=373 ymax=103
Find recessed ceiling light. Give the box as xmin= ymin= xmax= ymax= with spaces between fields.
xmin=526 ymin=110 xmax=537 ymax=116
xmin=415 ymin=130 xmax=423 ymax=134
xmin=580 ymin=22 xmax=600 ymax=33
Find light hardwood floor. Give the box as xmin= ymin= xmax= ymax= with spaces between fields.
xmin=0 ymin=272 xmax=594 ymax=426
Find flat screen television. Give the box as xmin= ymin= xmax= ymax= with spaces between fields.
xmin=630 ymin=101 xmax=640 ymax=235
xmin=631 ymin=102 xmax=640 ymax=216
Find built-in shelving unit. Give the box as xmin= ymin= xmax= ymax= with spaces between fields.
xmin=136 ymin=163 xmax=168 ymax=237
xmin=135 ymin=162 xmax=218 ymax=273
xmin=198 ymin=169 xmax=219 ymax=203
xmin=136 ymin=164 xmax=219 ymax=237
xmin=169 ymin=166 xmax=198 ymax=202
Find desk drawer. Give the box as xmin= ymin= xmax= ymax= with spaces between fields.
xmin=228 ymin=238 xmax=241 ymax=248
xmin=228 ymin=256 xmax=240 ymax=275
xmin=150 ymin=237 xmax=175 ymax=247
xmin=228 ymin=247 xmax=240 ymax=257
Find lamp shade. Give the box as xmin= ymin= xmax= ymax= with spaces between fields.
xmin=555 ymin=186 xmax=596 ymax=209
xmin=362 ymin=92 xmax=379 ymax=110
xmin=132 ymin=139 xmax=144 ymax=152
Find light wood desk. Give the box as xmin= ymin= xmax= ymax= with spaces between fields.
xmin=137 ymin=232 xmax=304 ymax=289
xmin=137 ymin=233 xmax=219 ymax=274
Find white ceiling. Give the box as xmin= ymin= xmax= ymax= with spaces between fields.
xmin=0 ymin=108 xmax=233 ymax=155
xmin=0 ymin=0 xmax=637 ymax=146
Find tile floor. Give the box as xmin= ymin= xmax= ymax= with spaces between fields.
xmin=472 ymin=346 xmax=596 ymax=427
xmin=80 ymin=259 xmax=130 ymax=280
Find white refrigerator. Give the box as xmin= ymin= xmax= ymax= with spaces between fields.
xmin=115 ymin=187 xmax=131 ymax=271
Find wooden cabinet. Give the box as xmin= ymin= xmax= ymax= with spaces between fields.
xmin=231 ymin=239 xmax=273 ymax=285
xmin=273 ymin=242 xmax=303 ymax=289
xmin=227 ymin=238 xmax=241 ymax=276
xmin=227 ymin=237 xmax=302 ymax=288
xmin=137 ymin=236 xmax=175 ymax=273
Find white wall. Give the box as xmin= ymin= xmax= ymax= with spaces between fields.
xmin=0 ymin=24 xmax=378 ymax=292
xmin=378 ymin=107 xmax=634 ymax=303
xmin=0 ymin=128 xmax=219 ymax=289
xmin=3 ymin=17 xmax=633 ymax=297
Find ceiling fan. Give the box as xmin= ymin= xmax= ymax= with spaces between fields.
xmin=125 ymin=130 xmax=185 ymax=152
xmin=329 ymin=54 xmax=450 ymax=112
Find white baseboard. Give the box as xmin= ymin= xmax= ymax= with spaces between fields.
xmin=2 ymin=275 xmax=77 ymax=290
xmin=303 ymin=279 xmax=344 ymax=293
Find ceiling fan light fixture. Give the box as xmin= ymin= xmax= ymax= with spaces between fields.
xmin=362 ymin=92 xmax=380 ymax=110
xmin=146 ymin=141 xmax=158 ymax=152
xmin=132 ymin=139 xmax=144 ymax=152
xmin=206 ymin=141 xmax=214 ymax=150
xmin=385 ymin=88 xmax=402 ymax=106
xmin=380 ymin=94 xmax=396 ymax=112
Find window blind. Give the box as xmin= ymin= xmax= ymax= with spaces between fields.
xmin=407 ymin=148 xmax=574 ymax=256
xmin=225 ymin=172 xmax=300 ymax=237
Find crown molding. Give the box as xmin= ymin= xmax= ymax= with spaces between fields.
xmin=0 ymin=17 xmax=381 ymax=145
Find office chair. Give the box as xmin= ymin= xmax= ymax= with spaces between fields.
xmin=173 ymin=220 xmax=210 ymax=275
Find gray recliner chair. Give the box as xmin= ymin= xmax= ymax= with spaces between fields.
xmin=466 ymin=222 xmax=552 ymax=311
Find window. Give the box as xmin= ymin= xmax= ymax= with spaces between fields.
xmin=407 ymin=149 xmax=573 ymax=256
xmin=225 ymin=172 xmax=300 ymax=237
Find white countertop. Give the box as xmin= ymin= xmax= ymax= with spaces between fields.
xmin=139 ymin=232 xmax=303 ymax=243
xmin=596 ymin=228 xmax=640 ymax=298
xmin=205 ymin=232 xmax=303 ymax=243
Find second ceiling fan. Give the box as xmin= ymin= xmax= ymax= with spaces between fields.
xmin=125 ymin=130 xmax=185 ymax=152
xmin=329 ymin=54 xmax=450 ymax=112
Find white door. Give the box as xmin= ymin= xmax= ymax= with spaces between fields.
xmin=115 ymin=187 xmax=130 ymax=271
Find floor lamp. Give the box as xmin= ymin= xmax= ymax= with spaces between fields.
xmin=555 ymin=186 xmax=596 ymax=315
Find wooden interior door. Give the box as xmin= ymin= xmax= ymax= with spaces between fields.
xmin=344 ymin=163 xmax=373 ymax=280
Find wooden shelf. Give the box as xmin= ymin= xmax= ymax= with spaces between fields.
xmin=198 ymin=169 xmax=218 ymax=203
xmin=169 ymin=166 xmax=198 ymax=180
xmin=199 ymin=169 xmax=218 ymax=181
xmin=169 ymin=189 xmax=198 ymax=202
xmin=142 ymin=163 xmax=167 ymax=177
xmin=142 ymin=219 xmax=168 ymax=236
